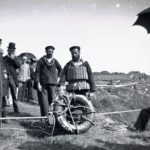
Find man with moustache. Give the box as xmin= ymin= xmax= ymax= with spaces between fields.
xmin=59 ymin=46 xmax=96 ymax=95
xmin=3 ymin=42 xmax=20 ymax=113
xmin=36 ymin=46 xmax=62 ymax=116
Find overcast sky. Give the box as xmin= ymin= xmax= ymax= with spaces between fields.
xmin=0 ymin=0 xmax=150 ymax=74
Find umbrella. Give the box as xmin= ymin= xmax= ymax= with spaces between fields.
xmin=133 ymin=7 xmax=150 ymax=33
xmin=18 ymin=52 xmax=36 ymax=60
xmin=17 ymin=52 xmax=37 ymax=63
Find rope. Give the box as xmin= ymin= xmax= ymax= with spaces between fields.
xmin=0 ymin=116 xmax=47 ymax=120
xmin=96 ymin=82 xmax=138 ymax=88
xmin=30 ymin=117 xmax=55 ymax=136
xmin=0 ymin=109 xmax=141 ymax=120
xmin=95 ymin=109 xmax=141 ymax=116
xmin=0 ymin=114 xmax=56 ymax=136
xmin=118 ymin=112 xmax=129 ymax=126
xmin=0 ymin=127 xmax=54 ymax=136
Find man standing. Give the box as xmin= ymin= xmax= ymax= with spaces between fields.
xmin=36 ymin=46 xmax=62 ymax=116
xmin=59 ymin=46 xmax=95 ymax=95
xmin=3 ymin=42 xmax=20 ymax=113
xmin=18 ymin=56 xmax=30 ymax=101
xmin=0 ymin=39 xmax=8 ymax=120
xmin=28 ymin=58 xmax=38 ymax=102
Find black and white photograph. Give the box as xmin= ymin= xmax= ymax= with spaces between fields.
xmin=0 ymin=0 xmax=150 ymax=150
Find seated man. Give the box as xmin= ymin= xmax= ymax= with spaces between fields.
xmin=128 ymin=107 xmax=150 ymax=132
xmin=59 ymin=46 xmax=96 ymax=96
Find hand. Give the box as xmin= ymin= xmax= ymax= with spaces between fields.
xmin=4 ymin=74 xmax=7 ymax=79
xmin=89 ymin=92 xmax=96 ymax=100
xmin=57 ymin=77 xmax=60 ymax=84
xmin=9 ymin=54 xmax=15 ymax=59
xmin=19 ymin=82 xmax=23 ymax=87
xmin=37 ymin=83 xmax=42 ymax=92
xmin=59 ymin=86 xmax=65 ymax=97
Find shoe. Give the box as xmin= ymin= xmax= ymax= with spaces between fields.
xmin=127 ymin=125 xmax=141 ymax=132
xmin=14 ymin=110 xmax=20 ymax=114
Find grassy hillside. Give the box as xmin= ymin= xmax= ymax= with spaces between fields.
xmin=1 ymin=81 xmax=150 ymax=149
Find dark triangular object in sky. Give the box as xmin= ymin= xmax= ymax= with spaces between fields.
xmin=133 ymin=7 xmax=150 ymax=34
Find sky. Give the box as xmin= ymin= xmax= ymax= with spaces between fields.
xmin=0 ymin=0 xmax=150 ymax=74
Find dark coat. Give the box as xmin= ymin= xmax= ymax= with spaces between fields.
xmin=3 ymin=55 xmax=20 ymax=87
xmin=36 ymin=56 xmax=62 ymax=85
xmin=2 ymin=62 xmax=9 ymax=96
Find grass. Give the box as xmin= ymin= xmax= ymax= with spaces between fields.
xmin=1 ymin=82 xmax=150 ymax=149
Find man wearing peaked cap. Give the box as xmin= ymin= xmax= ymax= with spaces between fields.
xmin=35 ymin=45 xmax=62 ymax=116
xmin=3 ymin=42 xmax=20 ymax=113
xmin=59 ymin=46 xmax=96 ymax=96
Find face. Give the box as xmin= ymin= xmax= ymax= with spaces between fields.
xmin=22 ymin=59 xmax=27 ymax=64
xmin=71 ymin=48 xmax=80 ymax=61
xmin=8 ymin=49 xmax=15 ymax=56
xmin=46 ymin=48 xmax=54 ymax=58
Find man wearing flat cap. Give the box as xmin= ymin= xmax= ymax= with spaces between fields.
xmin=3 ymin=42 xmax=20 ymax=113
xmin=59 ymin=46 xmax=96 ymax=96
xmin=36 ymin=46 xmax=62 ymax=116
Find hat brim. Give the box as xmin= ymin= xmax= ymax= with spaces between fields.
xmin=7 ymin=48 xmax=16 ymax=51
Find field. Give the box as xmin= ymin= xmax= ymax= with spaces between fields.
xmin=1 ymin=77 xmax=150 ymax=150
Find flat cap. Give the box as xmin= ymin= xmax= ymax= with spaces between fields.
xmin=45 ymin=46 xmax=55 ymax=51
xmin=69 ymin=46 xmax=80 ymax=51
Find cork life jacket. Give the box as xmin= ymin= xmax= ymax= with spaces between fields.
xmin=66 ymin=60 xmax=88 ymax=82
xmin=66 ymin=60 xmax=90 ymax=91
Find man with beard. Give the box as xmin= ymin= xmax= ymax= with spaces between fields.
xmin=3 ymin=42 xmax=20 ymax=113
xmin=36 ymin=46 xmax=62 ymax=116
xmin=59 ymin=46 xmax=95 ymax=95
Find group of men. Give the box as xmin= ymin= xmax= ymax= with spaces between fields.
xmin=0 ymin=39 xmax=96 ymax=120
xmin=1 ymin=41 xmax=20 ymax=115
xmin=36 ymin=45 xmax=96 ymax=116
xmin=1 ymin=39 xmax=149 ymax=133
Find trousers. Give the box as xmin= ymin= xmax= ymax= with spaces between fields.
xmin=9 ymin=77 xmax=19 ymax=113
xmin=38 ymin=84 xmax=56 ymax=116
xmin=134 ymin=107 xmax=150 ymax=131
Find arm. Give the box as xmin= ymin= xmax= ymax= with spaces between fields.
xmin=35 ymin=59 xmax=42 ymax=83
xmin=85 ymin=61 xmax=96 ymax=92
xmin=10 ymin=56 xmax=20 ymax=69
xmin=27 ymin=65 xmax=31 ymax=80
xmin=35 ymin=59 xmax=42 ymax=91
xmin=55 ymin=59 xmax=62 ymax=77
xmin=59 ymin=63 xmax=69 ymax=86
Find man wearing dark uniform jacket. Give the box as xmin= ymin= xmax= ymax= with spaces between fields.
xmin=59 ymin=46 xmax=96 ymax=95
xmin=0 ymin=39 xmax=9 ymax=120
xmin=3 ymin=42 xmax=20 ymax=113
xmin=36 ymin=46 xmax=62 ymax=116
